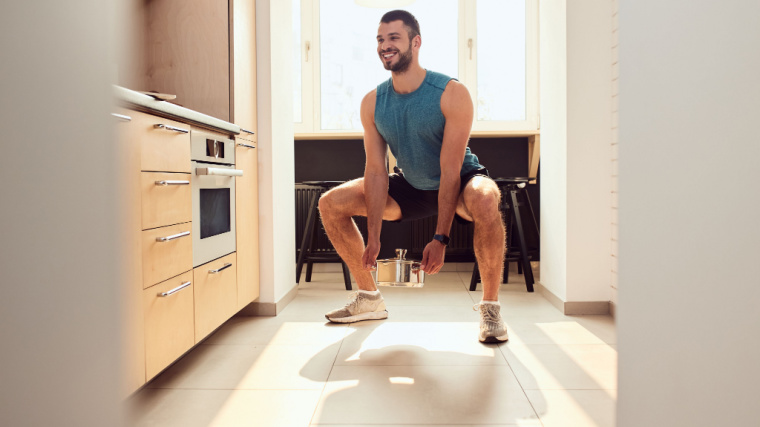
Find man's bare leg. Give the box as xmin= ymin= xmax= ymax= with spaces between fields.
xmin=458 ymin=177 xmax=506 ymax=299
xmin=317 ymin=178 xmax=402 ymax=291
xmin=458 ymin=176 xmax=508 ymax=342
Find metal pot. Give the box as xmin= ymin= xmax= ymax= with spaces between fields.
xmin=373 ymin=249 xmax=425 ymax=287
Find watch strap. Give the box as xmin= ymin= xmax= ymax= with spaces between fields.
xmin=433 ymin=234 xmax=450 ymax=246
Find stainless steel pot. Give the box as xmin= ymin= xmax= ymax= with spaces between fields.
xmin=373 ymin=249 xmax=425 ymax=287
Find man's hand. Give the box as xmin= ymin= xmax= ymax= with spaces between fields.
xmin=362 ymin=240 xmax=381 ymax=270
xmin=420 ymin=239 xmax=446 ymax=274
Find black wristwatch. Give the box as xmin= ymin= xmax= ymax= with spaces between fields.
xmin=433 ymin=234 xmax=450 ymax=246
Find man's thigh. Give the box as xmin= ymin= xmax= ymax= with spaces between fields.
xmin=323 ymin=177 xmax=403 ymax=221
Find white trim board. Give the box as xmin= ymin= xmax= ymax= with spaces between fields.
xmin=536 ymin=281 xmax=611 ymax=315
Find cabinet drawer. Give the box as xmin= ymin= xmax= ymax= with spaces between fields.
xmin=128 ymin=110 xmax=191 ymax=173
xmin=141 ymin=172 xmax=192 ymax=230
xmin=193 ymin=253 xmax=237 ymax=341
xmin=142 ymin=223 xmax=193 ymax=289
xmin=143 ymin=271 xmax=194 ymax=380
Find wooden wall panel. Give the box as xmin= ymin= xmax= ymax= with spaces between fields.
xmin=145 ymin=0 xmax=230 ymax=121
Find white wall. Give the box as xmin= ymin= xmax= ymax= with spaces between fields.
xmin=539 ymin=0 xmax=569 ymax=301
xmin=540 ymin=0 xmax=613 ymax=305
xmin=0 ymin=1 xmax=122 ymax=425
xmin=565 ymin=0 xmax=613 ymax=302
xmin=256 ymin=0 xmax=297 ymax=304
xmin=617 ymin=1 xmax=760 ymax=426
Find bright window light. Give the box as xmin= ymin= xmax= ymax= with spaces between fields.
xmin=319 ymin=0 xmax=458 ymax=130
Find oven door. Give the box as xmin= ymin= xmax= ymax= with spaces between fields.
xmin=191 ymin=161 xmax=241 ymax=267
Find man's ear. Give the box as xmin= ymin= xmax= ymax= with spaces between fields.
xmin=413 ymin=35 xmax=421 ymax=49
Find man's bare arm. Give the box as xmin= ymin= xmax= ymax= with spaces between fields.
xmin=420 ymin=80 xmax=474 ymax=274
xmin=360 ymin=89 xmax=389 ymax=270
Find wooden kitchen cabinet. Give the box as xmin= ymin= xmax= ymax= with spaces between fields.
xmin=141 ymin=222 xmax=193 ymax=289
xmin=114 ymin=109 xmax=146 ymax=398
xmin=118 ymin=0 xmax=258 ymax=387
xmin=193 ymin=253 xmax=238 ymax=341
xmin=140 ymin=172 xmax=192 ymax=230
xmin=235 ymin=133 xmax=260 ymax=309
xmin=143 ymin=271 xmax=195 ymax=381
xmin=133 ymin=110 xmax=192 ymax=173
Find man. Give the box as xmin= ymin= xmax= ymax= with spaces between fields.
xmin=318 ymin=10 xmax=508 ymax=343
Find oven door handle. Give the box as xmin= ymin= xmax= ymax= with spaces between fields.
xmin=196 ymin=167 xmax=244 ymax=177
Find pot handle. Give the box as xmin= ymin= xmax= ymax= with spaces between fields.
xmin=395 ymin=248 xmax=407 ymax=260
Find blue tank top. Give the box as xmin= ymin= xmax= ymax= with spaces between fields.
xmin=374 ymin=70 xmax=482 ymax=190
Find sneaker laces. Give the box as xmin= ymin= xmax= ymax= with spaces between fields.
xmin=344 ymin=291 xmax=361 ymax=310
xmin=473 ymin=303 xmax=500 ymax=323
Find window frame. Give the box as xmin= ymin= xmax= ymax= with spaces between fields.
xmin=294 ymin=0 xmax=539 ymax=136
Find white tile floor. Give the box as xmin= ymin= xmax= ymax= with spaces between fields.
xmin=127 ymin=264 xmax=617 ymax=427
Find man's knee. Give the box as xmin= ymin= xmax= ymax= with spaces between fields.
xmin=318 ymin=183 xmax=362 ymax=218
xmin=318 ymin=189 xmax=339 ymax=216
xmin=467 ymin=185 xmax=501 ymax=222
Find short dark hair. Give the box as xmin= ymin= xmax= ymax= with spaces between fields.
xmin=380 ymin=10 xmax=420 ymax=40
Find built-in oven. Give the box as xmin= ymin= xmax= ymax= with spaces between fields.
xmin=191 ymin=130 xmax=242 ymax=267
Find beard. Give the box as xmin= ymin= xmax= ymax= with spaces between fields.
xmin=381 ymin=41 xmax=413 ymax=73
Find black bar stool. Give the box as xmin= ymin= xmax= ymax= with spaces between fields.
xmin=296 ymin=181 xmax=352 ymax=290
xmin=470 ymin=177 xmax=539 ymax=292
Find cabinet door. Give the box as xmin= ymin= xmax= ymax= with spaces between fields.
xmin=114 ymin=108 xmax=146 ymax=396
xmin=235 ymin=136 xmax=260 ymax=309
xmin=144 ymin=271 xmax=195 ymax=381
xmin=193 ymin=253 xmax=238 ymax=341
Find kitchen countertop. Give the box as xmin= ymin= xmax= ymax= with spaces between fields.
xmin=113 ymin=85 xmax=240 ymax=135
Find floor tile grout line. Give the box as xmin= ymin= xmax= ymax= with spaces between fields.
xmin=308 ymin=324 xmax=350 ymax=426
xmin=498 ymin=343 xmax=546 ymax=427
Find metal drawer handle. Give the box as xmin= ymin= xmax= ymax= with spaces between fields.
xmin=196 ymin=167 xmax=243 ymax=177
xmin=240 ymin=128 xmax=255 ymax=135
xmin=158 ymin=281 xmax=191 ymax=297
xmin=112 ymin=113 xmax=132 ymax=122
xmin=237 ymin=143 xmax=255 ymax=149
xmin=156 ymin=231 xmax=190 ymax=242
xmin=155 ymin=180 xmax=190 ymax=186
xmin=209 ymin=263 xmax=232 ymax=274
xmin=154 ymin=123 xmax=189 ymax=134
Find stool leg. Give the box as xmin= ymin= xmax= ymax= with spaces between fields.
xmin=470 ymin=260 xmax=480 ymax=291
xmin=305 ymin=217 xmax=320 ymax=282
xmin=504 ymin=199 xmax=514 ymax=284
xmin=296 ymin=192 xmax=319 ymax=284
xmin=305 ymin=262 xmax=314 ymax=282
xmin=341 ymin=262 xmax=352 ymax=290
xmin=509 ymin=188 xmax=535 ymax=292
xmin=523 ymin=186 xmax=540 ymax=239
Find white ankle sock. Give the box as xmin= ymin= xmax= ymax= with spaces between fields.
xmin=359 ymin=289 xmax=380 ymax=296
xmin=480 ymin=300 xmax=500 ymax=306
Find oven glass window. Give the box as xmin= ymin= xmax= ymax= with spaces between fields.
xmin=199 ymin=188 xmax=231 ymax=239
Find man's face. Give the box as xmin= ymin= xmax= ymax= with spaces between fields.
xmin=377 ymin=20 xmax=414 ymax=73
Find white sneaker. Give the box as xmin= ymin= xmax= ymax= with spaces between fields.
xmin=325 ymin=291 xmax=388 ymax=323
xmin=474 ymin=302 xmax=509 ymax=343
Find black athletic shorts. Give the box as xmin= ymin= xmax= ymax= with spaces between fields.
xmin=387 ymin=167 xmax=490 ymax=224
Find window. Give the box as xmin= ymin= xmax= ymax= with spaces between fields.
xmin=294 ymin=0 xmax=538 ymax=134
